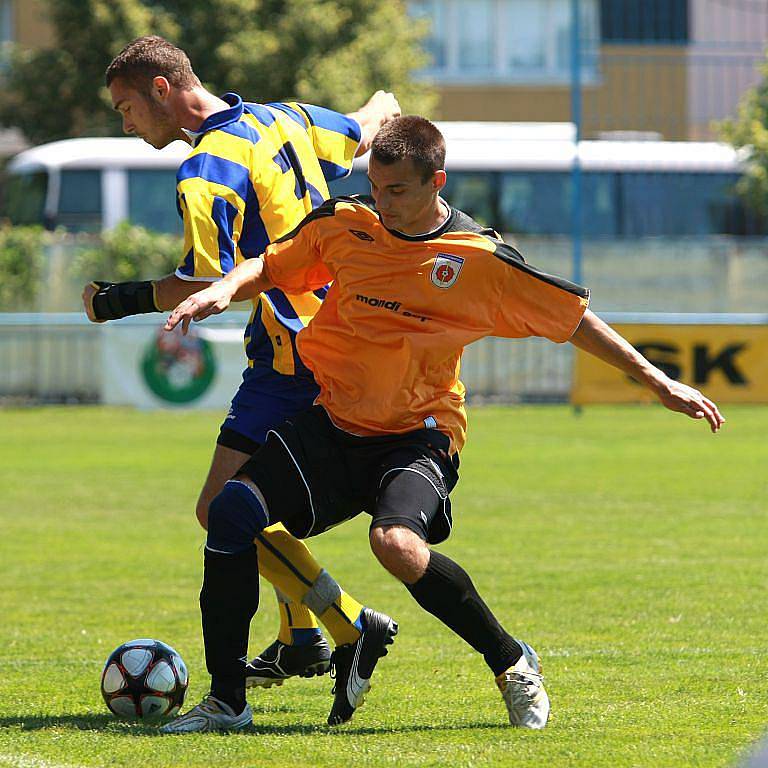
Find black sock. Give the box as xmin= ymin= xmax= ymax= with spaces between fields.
xmin=406 ymin=550 xmax=522 ymax=676
xmin=200 ymin=545 xmax=259 ymax=714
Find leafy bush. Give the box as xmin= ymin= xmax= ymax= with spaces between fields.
xmin=69 ymin=221 xmax=181 ymax=283
xmin=0 ymin=225 xmax=50 ymax=310
xmin=0 ymin=223 xmax=183 ymax=311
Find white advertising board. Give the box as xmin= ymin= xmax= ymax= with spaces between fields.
xmin=100 ymin=313 xmax=251 ymax=409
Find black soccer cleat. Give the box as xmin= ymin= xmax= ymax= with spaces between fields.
xmin=327 ymin=608 xmax=398 ymax=726
xmin=245 ymin=635 xmax=332 ymax=688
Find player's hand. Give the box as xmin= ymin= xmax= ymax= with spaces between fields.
xmin=164 ymin=283 xmax=233 ymax=335
xmin=655 ymin=377 xmax=725 ymax=432
xmin=367 ymin=90 xmax=401 ymax=124
xmin=82 ymin=282 xmax=106 ymax=323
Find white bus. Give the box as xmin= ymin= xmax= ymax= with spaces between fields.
xmin=4 ymin=137 xmax=188 ymax=233
xmin=3 ymin=125 xmax=761 ymax=237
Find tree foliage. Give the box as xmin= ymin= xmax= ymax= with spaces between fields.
xmin=69 ymin=222 xmax=181 ymax=283
xmin=0 ymin=225 xmax=49 ymax=310
xmin=0 ymin=0 xmax=434 ymax=145
xmin=0 ymin=224 xmax=182 ymax=311
xmin=720 ymin=56 xmax=768 ymax=217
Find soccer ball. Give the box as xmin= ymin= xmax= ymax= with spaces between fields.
xmin=101 ymin=638 xmax=188 ymax=722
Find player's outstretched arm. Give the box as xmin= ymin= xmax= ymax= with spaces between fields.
xmin=81 ymin=274 xmax=217 ymax=322
xmin=570 ymin=310 xmax=725 ymax=432
xmin=348 ymin=91 xmax=401 ymax=156
xmin=164 ymin=257 xmax=273 ymax=335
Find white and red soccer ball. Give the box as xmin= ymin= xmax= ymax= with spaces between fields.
xmin=101 ymin=638 xmax=188 ymax=722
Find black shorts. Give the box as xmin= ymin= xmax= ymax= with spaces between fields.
xmin=240 ymin=406 xmax=459 ymax=544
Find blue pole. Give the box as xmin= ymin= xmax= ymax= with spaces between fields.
xmin=570 ymin=0 xmax=583 ymax=286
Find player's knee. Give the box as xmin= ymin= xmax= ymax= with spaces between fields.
xmin=206 ymin=479 xmax=270 ymax=555
xmin=369 ymin=525 xmax=428 ymax=584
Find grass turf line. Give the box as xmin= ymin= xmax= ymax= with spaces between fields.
xmin=0 ymin=405 xmax=766 ymax=768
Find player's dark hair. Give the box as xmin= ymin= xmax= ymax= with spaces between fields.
xmin=371 ymin=116 xmax=446 ymax=183
xmin=105 ymin=36 xmax=200 ymax=92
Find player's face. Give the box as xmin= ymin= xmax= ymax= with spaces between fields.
xmin=109 ymin=77 xmax=177 ymax=149
xmin=368 ymin=157 xmax=446 ymax=235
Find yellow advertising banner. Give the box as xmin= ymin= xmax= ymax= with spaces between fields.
xmin=572 ymin=324 xmax=768 ymax=404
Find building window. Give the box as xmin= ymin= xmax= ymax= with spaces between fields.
xmin=0 ymin=0 xmax=12 ymax=43
xmin=410 ymin=0 xmax=599 ymax=83
xmin=600 ymin=0 xmax=688 ymax=44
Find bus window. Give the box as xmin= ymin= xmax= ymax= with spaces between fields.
xmin=713 ymin=180 xmax=767 ymax=236
xmin=441 ymin=172 xmax=497 ymax=228
xmin=585 ymin=173 xmax=618 ymax=237
xmin=58 ymin=169 xmax=101 ymax=232
xmin=619 ymin=172 xmax=745 ymax=236
xmin=499 ymin=172 xmax=617 ymax=237
xmin=3 ymin=171 xmax=47 ymax=226
xmin=499 ymin=172 xmax=569 ymax=235
xmin=128 ymin=169 xmax=182 ymax=234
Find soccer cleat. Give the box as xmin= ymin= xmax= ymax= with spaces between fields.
xmin=245 ymin=635 xmax=332 ymax=688
xmin=327 ymin=607 xmax=398 ymax=726
xmin=496 ymin=639 xmax=550 ymax=729
xmin=159 ymin=694 xmax=253 ymax=734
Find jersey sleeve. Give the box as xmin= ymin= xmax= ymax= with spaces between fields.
xmin=290 ymin=102 xmax=361 ymax=183
xmin=174 ymin=153 xmax=249 ymax=281
xmin=491 ymin=241 xmax=590 ymax=342
xmin=262 ymin=201 xmax=336 ymax=293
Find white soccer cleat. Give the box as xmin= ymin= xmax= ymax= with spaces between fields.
xmin=496 ymin=639 xmax=550 ymax=729
xmin=159 ymin=694 xmax=252 ymax=734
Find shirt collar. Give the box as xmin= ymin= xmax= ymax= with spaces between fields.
xmin=387 ymin=198 xmax=455 ymax=241
xmin=181 ymin=92 xmax=244 ymax=146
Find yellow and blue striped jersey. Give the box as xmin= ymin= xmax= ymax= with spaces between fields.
xmin=174 ymin=92 xmax=360 ymax=380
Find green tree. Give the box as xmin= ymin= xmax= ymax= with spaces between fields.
xmin=0 ymin=225 xmax=49 ymax=310
xmin=720 ymin=56 xmax=768 ymax=217
xmin=0 ymin=0 xmax=434 ymax=145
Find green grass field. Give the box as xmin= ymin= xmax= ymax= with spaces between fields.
xmin=0 ymin=405 xmax=766 ymax=768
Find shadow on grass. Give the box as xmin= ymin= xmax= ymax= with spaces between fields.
xmin=0 ymin=714 xmax=162 ymax=734
xmin=252 ymin=721 xmax=510 ymax=737
xmin=0 ymin=714 xmax=506 ymax=737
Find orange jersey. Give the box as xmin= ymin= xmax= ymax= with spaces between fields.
xmin=263 ymin=196 xmax=590 ymax=452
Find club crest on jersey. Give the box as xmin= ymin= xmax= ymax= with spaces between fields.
xmin=431 ymin=253 xmax=464 ymax=289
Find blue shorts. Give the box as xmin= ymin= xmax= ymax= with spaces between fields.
xmin=217 ymin=369 xmax=320 ymax=455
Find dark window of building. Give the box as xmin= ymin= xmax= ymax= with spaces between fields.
xmin=600 ymin=0 xmax=688 ymax=44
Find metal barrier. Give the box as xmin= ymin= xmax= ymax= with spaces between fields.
xmin=0 ymin=312 xmax=574 ymax=405
xmin=0 ymin=314 xmax=101 ymax=402
xmin=3 ymin=311 xmax=763 ymax=406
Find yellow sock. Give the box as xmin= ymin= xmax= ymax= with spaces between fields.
xmin=274 ymin=588 xmax=319 ymax=644
xmin=318 ymin=591 xmax=366 ymax=646
xmin=255 ymin=523 xmax=363 ymax=647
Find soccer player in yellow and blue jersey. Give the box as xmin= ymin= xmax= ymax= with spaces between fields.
xmin=83 ymin=36 xmax=400 ymax=713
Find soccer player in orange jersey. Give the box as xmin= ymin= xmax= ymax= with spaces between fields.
xmin=162 ymin=116 xmax=725 ymax=733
